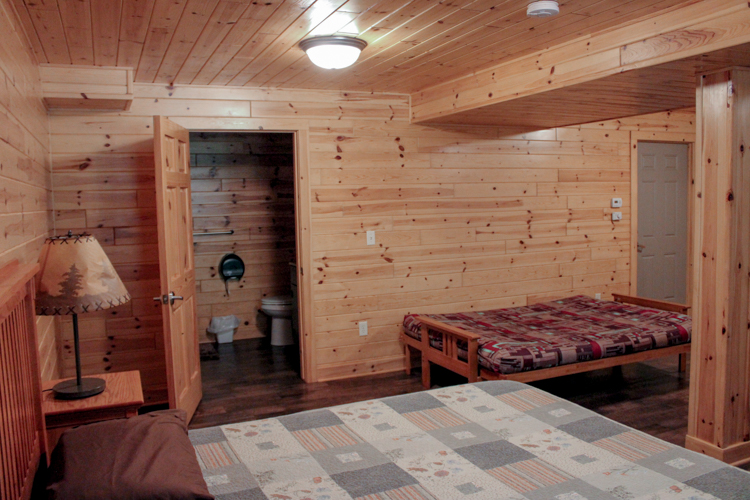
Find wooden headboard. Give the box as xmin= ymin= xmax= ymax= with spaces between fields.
xmin=0 ymin=261 xmax=45 ymax=500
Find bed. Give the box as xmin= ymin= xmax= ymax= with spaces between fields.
xmin=401 ymin=294 xmax=692 ymax=388
xmin=190 ymin=380 xmax=750 ymax=499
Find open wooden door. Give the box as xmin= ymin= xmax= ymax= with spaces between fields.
xmin=153 ymin=116 xmax=202 ymax=420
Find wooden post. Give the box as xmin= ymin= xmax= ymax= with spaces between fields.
xmin=686 ymin=68 xmax=750 ymax=466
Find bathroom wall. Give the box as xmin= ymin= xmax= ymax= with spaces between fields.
xmin=190 ymin=132 xmax=296 ymax=343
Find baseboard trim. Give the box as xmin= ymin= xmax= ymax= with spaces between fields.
xmin=685 ymin=435 xmax=750 ymax=466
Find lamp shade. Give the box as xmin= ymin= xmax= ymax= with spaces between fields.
xmin=36 ymin=233 xmax=130 ymax=315
xmin=299 ymin=36 xmax=367 ymax=69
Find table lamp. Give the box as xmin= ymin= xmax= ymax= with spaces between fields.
xmin=36 ymin=232 xmax=131 ymax=399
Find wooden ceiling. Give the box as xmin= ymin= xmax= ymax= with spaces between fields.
xmin=13 ymin=0 xmax=700 ymax=93
xmin=420 ymin=43 xmax=750 ymax=128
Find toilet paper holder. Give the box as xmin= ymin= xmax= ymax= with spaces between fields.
xmin=219 ymin=253 xmax=245 ymax=296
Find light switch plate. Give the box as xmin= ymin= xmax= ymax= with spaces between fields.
xmin=611 ymin=212 xmax=623 ymax=221
xmin=366 ymin=231 xmax=376 ymax=245
xmin=359 ymin=321 xmax=368 ymax=336
xmin=611 ymin=198 xmax=623 ymax=208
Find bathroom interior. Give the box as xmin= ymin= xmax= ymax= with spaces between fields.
xmin=190 ymin=131 xmax=300 ymax=382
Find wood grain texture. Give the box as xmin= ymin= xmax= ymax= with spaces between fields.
xmin=41 ymin=370 xmax=143 ymax=419
xmin=12 ymin=0 xmax=697 ymax=93
xmin=0 ymin=0 xmax=59 ymax=389
xmin=686 ymin=69 xmax=750 ymax=465
xmin=411 ymin=1 xmax=750 ymax=125
xmin=44 ymin=81 xmax=697 ymax=391
xmin=154 ymin=115 xmax=203 ymax=421
xmin=0 ymin=261 xmax=45 ymax=500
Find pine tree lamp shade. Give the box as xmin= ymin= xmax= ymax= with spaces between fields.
xmin=36 ymin=232 xmax=131 ymax=399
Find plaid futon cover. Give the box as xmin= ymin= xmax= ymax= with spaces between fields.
xmin=403 ymin=295 xmax=691 ymax=374
xmin=190 ymin=381 xmax=750 ymax=499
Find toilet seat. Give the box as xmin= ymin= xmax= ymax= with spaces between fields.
xmin=262 ymin=295 xmax=293 ymax=306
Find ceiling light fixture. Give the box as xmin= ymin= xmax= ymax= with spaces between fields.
xmin=527 ymin=1 xmax=560 ymax=17
xmin=299 ymin=36 xmax=367 ymax=69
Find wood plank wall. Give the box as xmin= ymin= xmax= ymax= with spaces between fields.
xmin=47 ymin=82 xmax=695 ymax=398
xmin=0 ymin=0 xmax=58 ymax=381
xmin=190 ymin=131 xmax=295 ymax=343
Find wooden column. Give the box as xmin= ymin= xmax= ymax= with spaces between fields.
xmin=686 ymin=68 xmax=750 ymax=465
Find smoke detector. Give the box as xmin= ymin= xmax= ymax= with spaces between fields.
xmin=527 ymin=1 xmax=559 ymax=18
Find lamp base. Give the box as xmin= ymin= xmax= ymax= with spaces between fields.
xmin=52 ymin=377 xmax=106 ymax=400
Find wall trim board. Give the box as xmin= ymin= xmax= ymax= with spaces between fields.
xmin=629 ymin=130 xmax=696 ymax=300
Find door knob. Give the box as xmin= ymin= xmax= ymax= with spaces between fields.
xmin=637 ymin=243 xmax=646 ymax=253
xmin=153 ymin=292 xmax=184 ymax=305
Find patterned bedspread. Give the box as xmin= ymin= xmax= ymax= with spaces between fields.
xmin=190 ymin=381 xmax=749 ymax=499
xmin=403 ymin=295 xmax=692 ymax=374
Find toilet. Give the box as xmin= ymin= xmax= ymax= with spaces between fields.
xmin=261 ymin=296 xmax=295 ymax=346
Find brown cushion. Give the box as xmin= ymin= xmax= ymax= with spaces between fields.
xmin=47 ymin=409 xmax=213 ymax=500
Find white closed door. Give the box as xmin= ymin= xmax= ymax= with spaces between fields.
xmin=637 ymin=142 xmax=689 ymax=303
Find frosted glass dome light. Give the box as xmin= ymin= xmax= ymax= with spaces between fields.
xmin=299 ymin=36 xmax=367 ymax=69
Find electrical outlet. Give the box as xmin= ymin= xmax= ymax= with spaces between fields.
xmin=595 ymin=293 xmax=602 ymax=300
xmin=611 ymin=212 xmax=623 ymax=222
xmin=366 ymin=231 xmax=376 ymax=245
xmin=611 ymin=198 xmax=623 ymax=208
xmin=359 ymin=321 xmax=368 ymax=336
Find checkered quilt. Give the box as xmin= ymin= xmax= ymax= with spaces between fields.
xmin=190 ymin=381 xmax=749 ymax=499
xmin=403 ymin=295 xmax=692 ymax=374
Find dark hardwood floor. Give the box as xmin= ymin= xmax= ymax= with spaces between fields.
xmin=191 ymin=338 xmax=425 ymax=429
xmin=191 ymin=338 xmax=747 ymax=470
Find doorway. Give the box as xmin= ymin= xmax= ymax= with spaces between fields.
xmin=189 ymin=132 xmax=301 ymax=383
xmin=636 ymin=142 xmax=690 ymax=303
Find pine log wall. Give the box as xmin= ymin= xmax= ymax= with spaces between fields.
xmin=47 ymin=83 xmax=695 ymax=399
xmin=0 ymin=0 xmax=58 ymax=382
xmin=190 ymin=132 xmax=295 ymax=343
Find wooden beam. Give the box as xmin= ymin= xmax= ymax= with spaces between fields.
xmin=411 ymin=0 xmax=750 ymax=124
xmin=686 ymin=68 xmax=750 ymax=465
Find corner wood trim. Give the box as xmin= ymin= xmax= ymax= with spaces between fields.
xmin=685 ymin=435 xmax=750 ymax=466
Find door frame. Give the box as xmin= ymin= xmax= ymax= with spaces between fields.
xmin=629 ymin=131 xmax=696 ymax=305
xmin=176 ymin=122 xmax=315 ymax=383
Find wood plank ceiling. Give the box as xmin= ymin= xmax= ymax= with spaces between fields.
xmin=420 ymin=43 xmax=750 ymax=128
xmin=13 ymin=0 xmax=700 ymax=93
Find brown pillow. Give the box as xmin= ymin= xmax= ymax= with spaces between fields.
xmin=47 ymin=409 xmax=213 ymax=500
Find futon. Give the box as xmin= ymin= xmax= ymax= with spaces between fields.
xmin=190 ymin=381 xmax=750 ymax=499
xmin=401 ymin=294 xmax=692 ymax=387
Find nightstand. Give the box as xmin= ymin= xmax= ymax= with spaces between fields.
xmin=42 ymin=370 xmax=144 ymax=451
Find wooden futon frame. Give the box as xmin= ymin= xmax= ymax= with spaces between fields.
xmin=401 ymin=294 xmax=691 ymax=389
xmin=0 ymin=260 xmax=46 ymax=500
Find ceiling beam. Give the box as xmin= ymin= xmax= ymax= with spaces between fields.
xmin=411 ymin=0 xmax=750 ymax=124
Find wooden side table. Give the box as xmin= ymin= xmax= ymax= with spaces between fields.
xmin=42 ymin=370 xmax=144 ymax=452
